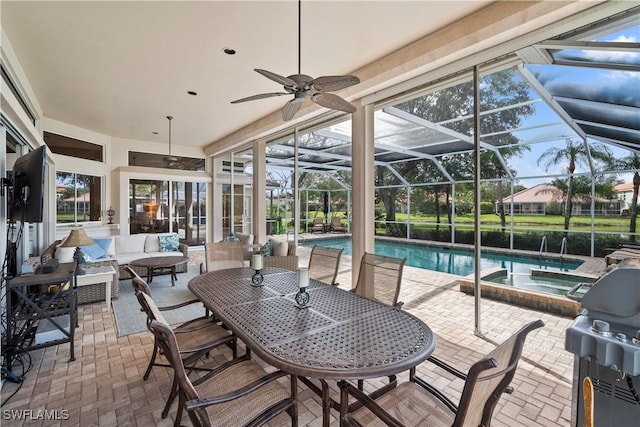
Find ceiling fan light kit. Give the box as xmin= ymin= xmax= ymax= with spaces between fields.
xmin=231 ymin=0 xmax=359 ymax=121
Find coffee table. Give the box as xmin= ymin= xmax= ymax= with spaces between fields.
xmin=129 ymin=256 xmax=189 ymax=287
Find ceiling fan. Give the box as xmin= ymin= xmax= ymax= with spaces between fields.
xmin=231 ymin=0 xmax=360 ymax=121
xmin=164 ymin=115 xmax=179 ymax=167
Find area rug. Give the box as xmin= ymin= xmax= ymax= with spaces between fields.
xmin=112 ymin=265 xmax=205 ymax=337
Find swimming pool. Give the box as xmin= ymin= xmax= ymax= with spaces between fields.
xmin=302 ymin=237 xmax=581 ymax=278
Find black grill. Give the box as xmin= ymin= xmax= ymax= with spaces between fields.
xmin=565 ymin=257 xmax=640 ymax=426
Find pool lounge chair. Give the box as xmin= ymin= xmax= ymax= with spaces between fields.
xmin=604 ymin=247 xmax=640 ymax=265
xmin=311 ymin=217 xmax=325 ymax=233
xmin=330 ymin=216 xmax=346 ymax=233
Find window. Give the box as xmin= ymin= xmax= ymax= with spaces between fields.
xmin=44 ymin=131 xmax=104 ymax=162
xmin=2 ymin=64 xmax=36 ymax=126
xmin=128 ymin=151 xmax=205 ymax=171
xmin=56 ymin=172 xmax=103 ymax=223
xmin=129 ymin=179 xmax=206 ymax=246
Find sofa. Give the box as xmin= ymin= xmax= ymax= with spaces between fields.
xmin=41 ymin=240 xmax=120 ymax=304
xmin=42 ymin=232 xmax=188 ymax=303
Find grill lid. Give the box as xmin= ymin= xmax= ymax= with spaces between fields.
xmin=581 ymin=258 xmax=640 ymax=327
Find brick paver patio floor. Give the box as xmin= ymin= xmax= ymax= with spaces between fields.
xmin=2 ymin=245 xmax=600 ymax=426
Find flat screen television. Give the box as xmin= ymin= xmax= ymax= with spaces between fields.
xmin=10 ymin=145 xmax=46 ymax=223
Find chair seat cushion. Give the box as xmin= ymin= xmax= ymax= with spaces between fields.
xmin=347 ymin=381 xmax=454 ymax=427
xmin=174 ymin=319 xmax=232 ymax=352
xmin=194 ymin=360 xmax=291 ymax=427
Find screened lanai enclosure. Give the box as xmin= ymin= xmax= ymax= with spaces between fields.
xmin=216 ymin=12 xmax=639 ymax=258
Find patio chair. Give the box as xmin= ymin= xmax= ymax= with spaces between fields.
xmin=263 ymin=240 xmax=299 ymax=271
xmin=339 ymin=320 xmax=545 ymax=427
xmin=129 ymin=268 xmax=237 ymax=418
xmin=308 ymin=245 xmax=344 ymax=285
xmin=350 ymin=252 xmax=406 ymax=391
xmin=354 ymin=252 xmax=406 ymax=309
xmin=330 ymin=216 xmax=346 ymax=233
xmin=146 ymin=315 xmax=298 ymax=427
xmin=604 ymin=247 xmax=640 ymax=266
xmin=311 ymin=217 xmax=325 ymax=233
xmin=200 ymin=240 xmax=244 ymax=274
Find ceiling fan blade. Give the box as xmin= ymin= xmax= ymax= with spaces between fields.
xmin=311 ymin=93 xmax=357 ymax=113
xmin=282 ymin=97 xmax=305 ymax=121
xmin=312 ymin=75 xmax=360 ymax=92
xmin=255 ymin=69 xmax=296 ymax=88
xmin=230 ymin=92 xmax=290 ymax=104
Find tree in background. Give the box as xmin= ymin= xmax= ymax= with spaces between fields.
xmin=615 ymin=152 xmax=640 ymax=242
xmin=548 ymin=174 xmax=620 ymax=213
xmin=376 ymin=68 xmax=534 ymax=235
xmin=537 ymin=138 xmax=613 ymax=233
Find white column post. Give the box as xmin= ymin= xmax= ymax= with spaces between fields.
xmin=253 ymin=140 xmax=266 ymax=245
xmin=351 ymin=102 xmax=375 ymax=294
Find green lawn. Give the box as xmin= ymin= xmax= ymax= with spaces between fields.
xmin=390 ymin=213 xmax=630 ymax=232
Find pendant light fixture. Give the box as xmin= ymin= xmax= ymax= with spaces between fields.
xmin=164 ymin=115 xmax=179 ymax=166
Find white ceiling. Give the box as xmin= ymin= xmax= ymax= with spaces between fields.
xmin=1 ymin=0 xmax=491 ymax=152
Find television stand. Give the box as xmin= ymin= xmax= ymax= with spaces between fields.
xmin=3 ymin=262 xmax=77 ymax=371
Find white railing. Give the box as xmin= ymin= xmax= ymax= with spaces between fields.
xmin=539 ymin=235 xmax=547 ymax=257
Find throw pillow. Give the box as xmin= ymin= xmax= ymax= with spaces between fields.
xmin=80 ymin=243 xmax=106 ymax=262
xmin=92 ymin=238 xmax=114 ymax=257
xmin=271 ymin=239 xmax=288 ymax=257
xmin=158 ymin=234 xmax=180 ymax=252
xmin=260 ymin=240 xmax=272 ymax=257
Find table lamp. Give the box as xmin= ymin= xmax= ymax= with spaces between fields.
xmin=60 ymin=228 xmax=94 ymax=275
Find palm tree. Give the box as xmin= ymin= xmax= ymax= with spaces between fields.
xmin=615 ymin=153 xmax=640 ymax=242
xmin=537 ymin=139 xmax=613 ymax=232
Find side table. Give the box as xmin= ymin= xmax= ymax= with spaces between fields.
xmin=76 ymin=265 xmax=117 ymax=311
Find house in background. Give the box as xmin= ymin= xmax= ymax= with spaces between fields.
xmin=497 ymin=183 xmax=621 ymax=216
xmin=614 ymin=183 xmax=636 ymax=215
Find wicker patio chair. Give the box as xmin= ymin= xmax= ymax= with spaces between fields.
xmin=129 ymin=268 xmax=237 ymax=419
xmin=339 ymin=320 xmax=545 ymax=427
xmin=200 ymin=241 xmax=244 ymax=274
xmin=146 ymin=315 xmax=298 ymax=427
xmin=308 ymin=245 xmax=343 ymax=285
xmin=354 ymin=252 xmax=406 ymax=309
xmin=263 ymin=241 xmax=299 ymax=271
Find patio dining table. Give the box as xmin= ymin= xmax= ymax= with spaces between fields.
xmin=188 ymin=267 xmax=436 ymax=425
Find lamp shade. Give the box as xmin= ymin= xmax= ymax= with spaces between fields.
xmin=60 ymin=228 xmax=94 ymax=248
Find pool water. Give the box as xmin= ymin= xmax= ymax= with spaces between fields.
xmin=303 ymin=237 xmax=583 ymax=295
xmin=490 ymin=272 xmax=589 ymax=296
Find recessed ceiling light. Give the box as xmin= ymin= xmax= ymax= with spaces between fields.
xmin=223 ymin=48 xmax=236 ymax=55
xmin=187 ymin=91 xmax=197 ymax=96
